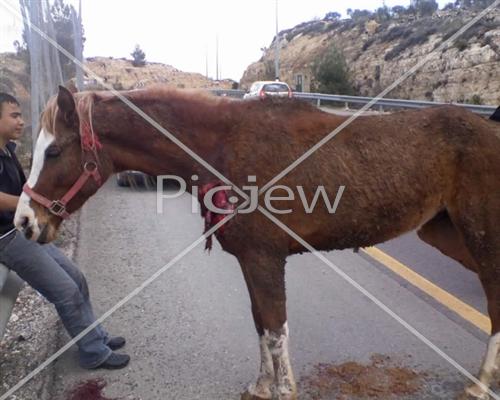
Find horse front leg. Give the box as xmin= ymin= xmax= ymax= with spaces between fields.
xmin=238 ymin=252 xmax=296 ymax=400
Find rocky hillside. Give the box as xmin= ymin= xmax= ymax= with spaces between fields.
xmin=0 ymin=53 xmax=234 ymax=97
xmin=0 ymin=53 xmax=234 ymax=165
xmin=84 ymin=56 xmax=235 ymax=91
xmin=0 ymin=53 xmax=234 ymax=145
xmin=241 ymin=8 xmax=500 ymax=105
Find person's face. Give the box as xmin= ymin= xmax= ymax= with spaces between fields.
xmin=0 ymin=102 xmax=25 ymax=142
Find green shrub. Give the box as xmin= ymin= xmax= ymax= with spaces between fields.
xmin=469 ymin=94 xmax=483 ymax=105
xmin=380 ymin=26 xmax=413 ymax=43
xmin=362 ymin=37 xmax=376 ymax=51
xmin=454 ymin=38 xmax=468 ymax=51
xmin=131 ymin=45 xmax=146 ymax=67
xmin=311 ymin=44 xmax=355 ymax=95
xmin=384 ymin=25 xmax=437 ymax=60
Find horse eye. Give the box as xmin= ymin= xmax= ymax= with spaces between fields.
xmin=45 ymin=145 xmax=61 ymax=158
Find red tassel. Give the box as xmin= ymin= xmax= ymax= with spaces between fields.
xmin=198 ymin=182 xmax=235 ymax=251
xmin=66 ymin=379 xmax=116 ymax=400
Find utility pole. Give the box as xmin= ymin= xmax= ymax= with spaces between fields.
xmin=215 ymin=33 xmax=219 ymax=81
xmin=72 ymin=0 xmax=83 ymax=90
xmin=205 ymin=45 xmax=208 ymax=79
xmin=274 ymin=0 xmax=279 ymax=80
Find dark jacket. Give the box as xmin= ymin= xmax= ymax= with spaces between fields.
xmin=0 ymin=142 xmax=26 ymax=234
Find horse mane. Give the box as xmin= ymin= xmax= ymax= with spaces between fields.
xmin=40 ymin=86 xmax=323 ymax=146
xmin=93 ymin=85 xmax=321 ymax=131
xmin=40 ymin=92 xmax=96 ymax=134
xmin=40 ymin=95 xmax=59 ymax=134
xmin=118 ymin=85 xmax=319 ymax=113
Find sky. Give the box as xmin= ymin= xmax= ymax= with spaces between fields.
xmin=0 ymin=0 xmax=450 ymax=81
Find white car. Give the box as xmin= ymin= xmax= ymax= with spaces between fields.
xmin=243 ymin=81 xmax=293 ymax=100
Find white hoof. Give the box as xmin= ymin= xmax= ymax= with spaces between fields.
xmin=465 ymin=384 xmax=490 ymax=400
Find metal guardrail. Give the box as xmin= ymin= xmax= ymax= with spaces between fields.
xmin=0 ymin=263 xmax=23 ymax=339
xmin=211 ymin=89 xmax=497 ymax=116
xmin=293 ymin=92 xmax=497 ymax=116
xmin=210 ymin=89 xmax=246 ymax=98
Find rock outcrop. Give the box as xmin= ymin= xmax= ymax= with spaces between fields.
xmin=241 ymin=9 xmax=500 ymax=105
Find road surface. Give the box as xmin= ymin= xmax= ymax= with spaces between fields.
xmin=50 ymin=181 xmax=491 ymax=400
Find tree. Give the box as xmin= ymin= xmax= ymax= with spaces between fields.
xmin=391 ymin=5 xmax=407 ymax=18
xmin=375 ymin=6 xmax=391 ymax=22
xmin=131 ymin=45 xmax=146 ymax=67
xmin=414 ymin=0 xmax=439 ymax=16
xmin=461 ymin=0 xmax=496 ymax=8
xmin=311 ymin=44 xmax=354 ymax=95
xmin=407 ymin=5 xmax=418 ymax=16
xmin=19 ymin=0 xmax=84 ymax=81
xmin=324 ymin=11 xmax=341 ymax=21
xmin=350 ymin=9 xmax=374 ymax=23
xmin=442 ymin=2 xmax=457 ymax=9
xmin=50 ymin=0 xmax=85 ymax=80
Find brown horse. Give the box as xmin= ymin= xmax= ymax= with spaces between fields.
xmin=14 ymin=86 xmax=500 ymax=399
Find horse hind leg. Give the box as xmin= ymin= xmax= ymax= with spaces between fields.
xmin=464 ymin=286 xmax=500 ymax=400
xmin=238 ymin=252 xmax=297 ymax=400
xmin=444 ymin=193 xmax=500 ymax=399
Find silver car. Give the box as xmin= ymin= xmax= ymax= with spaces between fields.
xmin=243 ymin=81 xmax=292 ymax=100
xmin=116 ymin=171 xmax=156 ymax=187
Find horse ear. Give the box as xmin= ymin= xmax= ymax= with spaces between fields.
xmin=57 ymin=85 xmax=76 ymax=126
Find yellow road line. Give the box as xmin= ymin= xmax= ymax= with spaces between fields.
xmin=362 ymin=246 xmax=491 ymax=334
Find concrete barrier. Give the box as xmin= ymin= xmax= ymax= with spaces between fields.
xmin=0 ymin=263 xmax=24 ymax=339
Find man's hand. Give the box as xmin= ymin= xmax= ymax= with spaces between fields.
xmin=0 ymin=192 xmax=20 ymax=211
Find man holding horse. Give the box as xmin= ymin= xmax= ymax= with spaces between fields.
xmin=0 ymin=92 xmax=130 ymax=370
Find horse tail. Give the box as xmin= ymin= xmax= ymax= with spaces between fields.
xmin=490 ymin=106 xmax=500 ymax=122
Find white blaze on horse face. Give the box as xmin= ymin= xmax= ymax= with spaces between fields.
xmin=14 ymin=128 xmax=55 ymax=237
xmin=465 ymin=332 xmax=500 ymax=399
xmin=262 ymin=322 xmax=296 ymax=399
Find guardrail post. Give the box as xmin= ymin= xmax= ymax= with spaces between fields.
xmin=345 ymin=102 xmax=349 ymax=110
xmin=379 ymin=105 xmax=384 ymax=112
xmin=0 ymin=263 xmax=24 ymax=339
xmin=316 ymin=98 xmax=321 ymax=107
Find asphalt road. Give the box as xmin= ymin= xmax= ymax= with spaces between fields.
xmin=50 ymin=181 xmax=493 ymax=400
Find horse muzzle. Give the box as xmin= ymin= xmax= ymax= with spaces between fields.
xmin=14 ymin=198 xmax=44 ymax=242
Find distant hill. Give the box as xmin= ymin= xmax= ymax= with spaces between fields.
xmin=0 ymin=53 xmax=235 ymax=97
xmin=83 ymin=56 xmax=235 ymax=91
xmin=241 ymin=8 xmax=500 ymax=105
xmin=0 ymin=53 xmax=235 ymax=164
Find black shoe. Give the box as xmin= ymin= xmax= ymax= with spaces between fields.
xmin=106 ymin=336 xmax=126 ymax=350
xmin=93 ymin=352 xmax=130 ymax=370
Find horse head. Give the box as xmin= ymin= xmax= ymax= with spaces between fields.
xmin=14 ymin=86 xmax=109 ymax=243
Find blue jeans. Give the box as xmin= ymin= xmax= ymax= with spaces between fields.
xmin=0 ymin=230 xmax=112 ymax=368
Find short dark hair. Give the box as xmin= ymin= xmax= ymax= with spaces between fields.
xmin=0 ymin=92 xmax=20 ymax=117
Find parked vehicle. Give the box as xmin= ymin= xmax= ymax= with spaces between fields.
xmin=243 ymin=81 xmax=292 ymax=100
xmin=116 ymin=171 xmax=156 ymax=187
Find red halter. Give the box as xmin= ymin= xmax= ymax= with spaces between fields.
xmin=23 ymin=119 xmax=103 ymax=219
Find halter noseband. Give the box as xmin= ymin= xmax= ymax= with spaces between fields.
xmin=23 ymin=107 xmax=103 ymax=219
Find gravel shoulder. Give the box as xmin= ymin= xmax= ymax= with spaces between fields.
xmin=0 ymin=213 xmax=80 ymax=400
